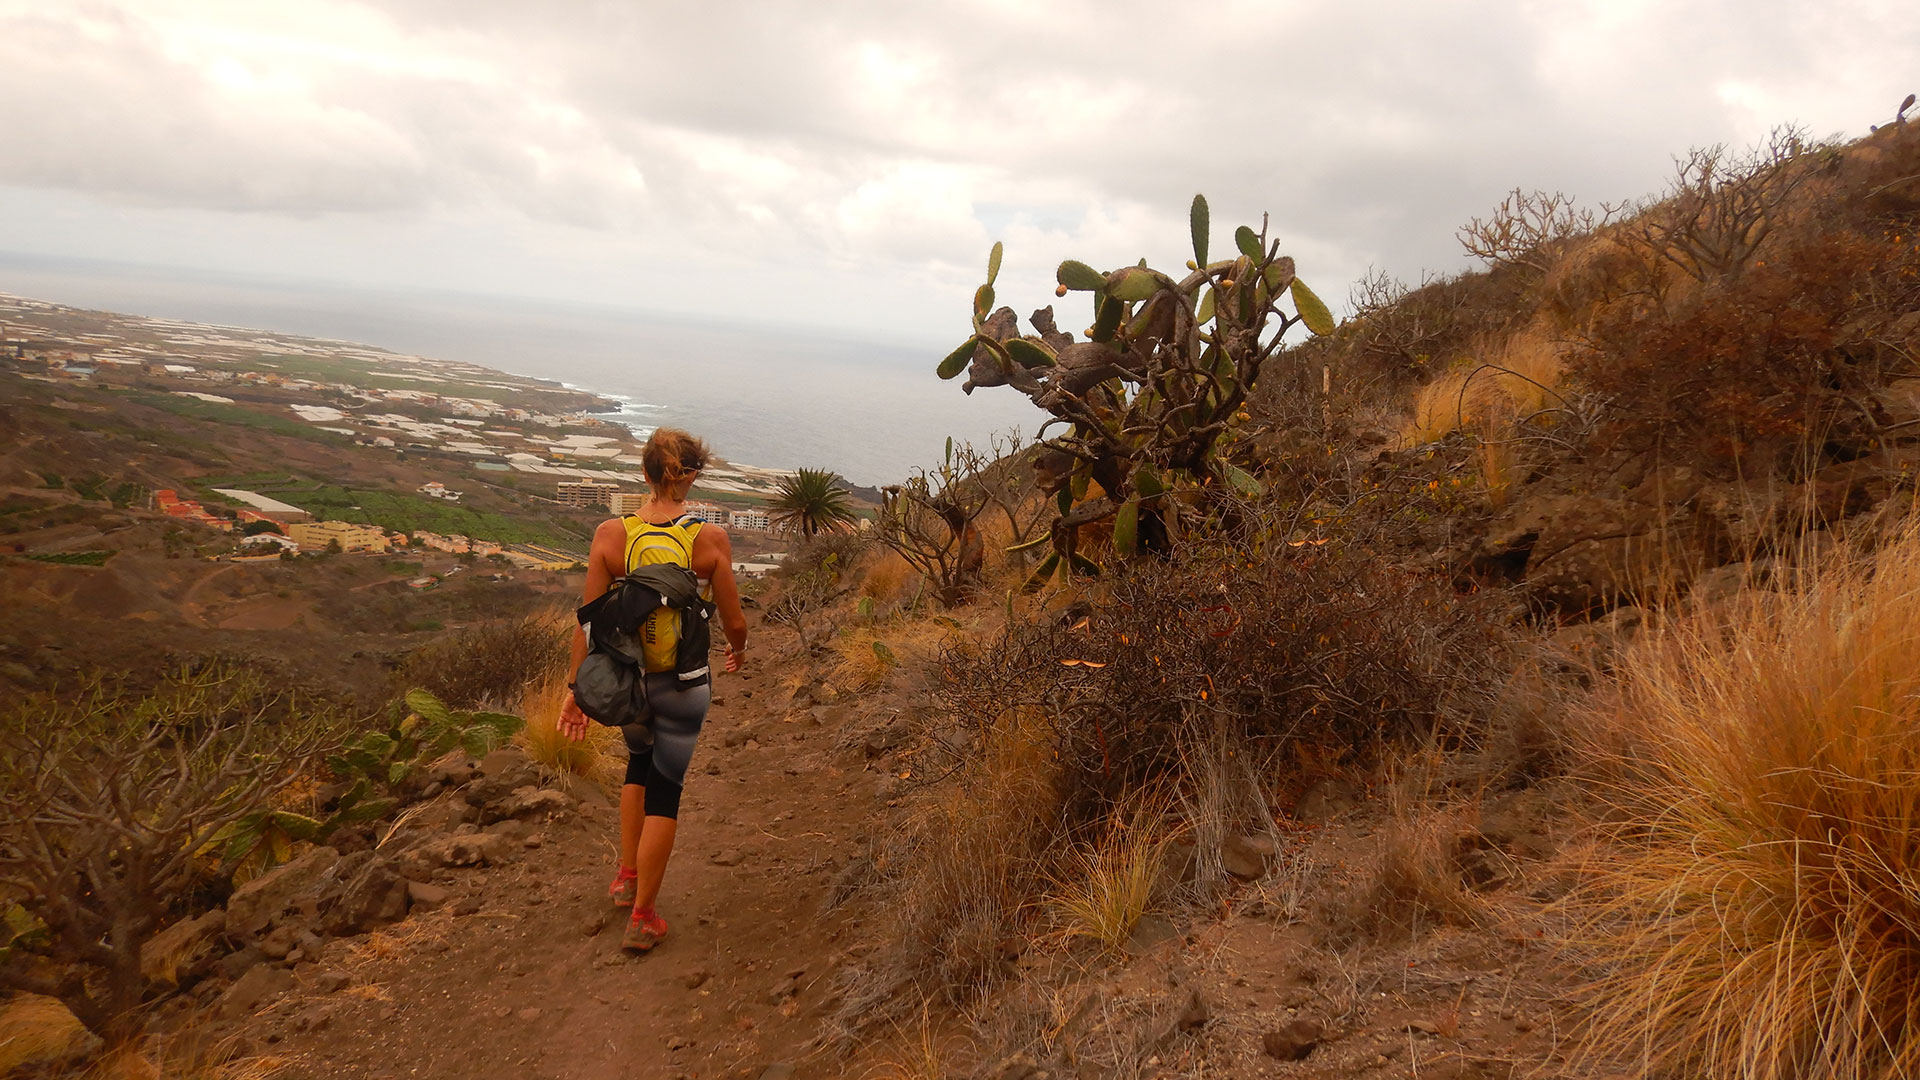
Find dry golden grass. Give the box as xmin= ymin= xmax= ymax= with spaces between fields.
xmin=863 ymin=1003 xmax=956 ymax=1080
xmin=207 ymin=1058 xmax=288 ymax=1080
xmin=514 ymin=670 xmax=622 ymax=789
xmin=830 ymin=619 xmax=956 ymax=692
xmin=1047 ymin=799 xmax=1175 ymax=954
xmin=830 ymin=626 xmax=899 ymax=690
xmin=339 ymin=915 xmax=452 ymax=974
xmin=1566 ymin=522 xmax=1920 ymax=1080
xmin=871 ymin=706 xmax=1060 ymax=1011
xmin=0 ymin=994 xmax=97 ymax=1073
xmin=87 ymin=1036 xmax=288 ymax=1080
xmin=859 ymin=550 xmax=915 ymax=605
xmin=1402 ymin=327 xmax=1564 ymax=447
xmin=81 ymin=1048 xmax=160 ymax=1080
xmin=1406 ymin=365 xmax=1486 ymax=446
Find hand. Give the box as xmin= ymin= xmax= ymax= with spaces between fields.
xmin=558 ymin=689 xmax=589 ymax=742
xmin=724 ymin=644 xmax=744 ymax=673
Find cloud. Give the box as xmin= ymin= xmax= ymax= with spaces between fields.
xmin=0 ymin=0 xmax=1914 ymax=337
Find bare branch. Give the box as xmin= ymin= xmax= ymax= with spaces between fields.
xmin=1457 ymin=188 xmax=1607 ymax=274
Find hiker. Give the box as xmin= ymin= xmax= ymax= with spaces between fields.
xmin=558 ymin=427 xmax=748 ymax=952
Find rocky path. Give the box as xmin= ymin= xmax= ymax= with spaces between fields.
xmin=217 ymin=619 xmax=891 ymax=1080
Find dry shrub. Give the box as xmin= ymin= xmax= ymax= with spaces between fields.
xmin=765 ymin=531 xmax=869 ymax=649
xmin=0 ymin=668 xmax=340 ymax=1032
xmin=1309 ymin=265 xmax=1529 ymax=394
xmin=896 ymin=712 xmax=1056 ymax=999
xmin=513 ymin=670 xmax=622 ymax=787
xmin=941 ymin=534 xmax=1509 ymax=829
xmin=778 ymin=529 xmax=872 ymax=582
xmin=393 ymin=610 xmax=570 ymax=710
xmin=831 ymin=710 xmax=1061 ymax=1039
xmin=836 ymin=533 xmax=1510 ymax=1022
xmin=1573 ymin=221 xmax=1919 ymax=471
xmin=1323 ymin=796 xmax=1484 ymax=945
xmin=1565 ymin=522 xmax=1920 ymax=1080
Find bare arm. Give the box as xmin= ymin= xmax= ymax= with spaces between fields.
xmin=695 ymin=525 xmax=749 ymax=670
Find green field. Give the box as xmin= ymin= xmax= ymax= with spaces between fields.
xmin=25 ymin=550 xmax=113 ymax=566
xmin=128 ymin=391 xmax=348 ymax=443
xmin=199 ymin=474 xmax=580 ymax=546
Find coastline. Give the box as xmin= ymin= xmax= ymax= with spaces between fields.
xmin=0 ymin=290 xmax=798 ymax=498
xmin=0 ymin=262 xmax=1043 ymax=485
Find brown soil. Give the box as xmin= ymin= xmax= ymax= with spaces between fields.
xmin=215 ymin=597 xmax=315 ymax=632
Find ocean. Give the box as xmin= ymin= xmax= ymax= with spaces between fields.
xmin=0 ymin=254 xmax=1042 ymax=486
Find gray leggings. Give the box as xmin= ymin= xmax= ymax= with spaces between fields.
xmin=620 ymin=673 xmax=710 ymax=819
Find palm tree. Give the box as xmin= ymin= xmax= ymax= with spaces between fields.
xmin=769 ymin=468 xmax=858 ymax=538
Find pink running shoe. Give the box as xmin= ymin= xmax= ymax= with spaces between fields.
xmin=622 ymin=906 xmax=668 ymax=952
xmin=609 ymin=867 xmax=637 ymax=907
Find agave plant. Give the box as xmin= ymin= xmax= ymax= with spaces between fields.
xmin=769 ymin=467 xmax=858 ymax=538
xmin=937 ymin=195 xmax=1335 ymax=583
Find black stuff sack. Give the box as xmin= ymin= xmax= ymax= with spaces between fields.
xmin=572 ymin=563 xmax=715 ymax=731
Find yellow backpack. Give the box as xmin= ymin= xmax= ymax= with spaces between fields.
xmin=623 ymin=515 xmax=705 ymax=673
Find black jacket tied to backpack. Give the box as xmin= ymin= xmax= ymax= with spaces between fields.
xmin=572 ymin=563 xmax=716 ymax=730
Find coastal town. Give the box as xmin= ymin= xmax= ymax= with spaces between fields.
xmin=151 ymin=482 xmax=782 ymax=573
xmin=0 ymin=293 xmax=800 ymax=579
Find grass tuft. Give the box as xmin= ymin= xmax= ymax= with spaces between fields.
xmin=0 ymin=994 xmax=97 ymax=1074
xmin=863 ymin=1002 xmax=956 ymax=1080
xmin=1322 ymin=791 xmax=1484 ymax=944
xmin=1567 ymin=522 xmax=1920 ymax=1080
xmin=1402 ymin=327 xmax=1563 ymax=448
xmin=514 ymin=670 xmax=622 ymax=788
xmin=1047 ymin=800 xmax=1175 ymax=955
xmin=859 ymin=550 xmax=915 ymax=606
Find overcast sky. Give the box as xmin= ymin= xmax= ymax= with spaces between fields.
xmin=2 ymin=0 xmax=1916 ymax=347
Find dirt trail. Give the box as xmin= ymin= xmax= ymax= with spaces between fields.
xmin=257 ymin=616 xmax=879 ymax=1080
xmin=179 ymin=564 xmax=241 ymax=626
xmin=198 ymin=609 xmax=1577 ymax=1080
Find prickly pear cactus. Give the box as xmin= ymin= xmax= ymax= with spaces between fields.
xmin=937 ymin=196 xmax=1335 ymax=583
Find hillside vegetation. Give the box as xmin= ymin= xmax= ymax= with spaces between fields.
xmin=8 ymin=112 xmax=1920 ymax=1079
xmin=747 ymin=112 xmax=1920 ymax=1076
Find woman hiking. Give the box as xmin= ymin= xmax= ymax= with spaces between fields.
xmin=558 ymin=427 xmax=748 ymax=952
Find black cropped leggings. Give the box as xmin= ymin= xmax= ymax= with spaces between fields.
xmin=620 ymin=672 xmax=710 ymax=819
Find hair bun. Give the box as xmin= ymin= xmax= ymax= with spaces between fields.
xmin=642 ymin=428 xmax=712 ymax=489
